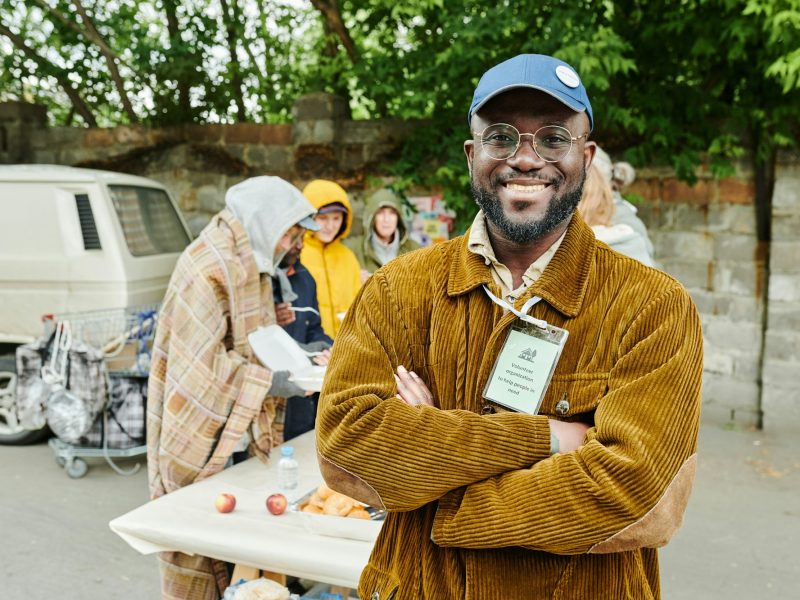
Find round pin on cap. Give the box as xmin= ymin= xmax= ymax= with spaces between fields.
xmin=555 ymin=65 xmax=580 ymax=89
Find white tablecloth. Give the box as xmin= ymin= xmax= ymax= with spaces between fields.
xmin=109 ymin=431 xmax=377 ymax=588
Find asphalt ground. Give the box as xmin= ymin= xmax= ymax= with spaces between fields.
xmin=0 ymin=421 xmax=797 ymax=599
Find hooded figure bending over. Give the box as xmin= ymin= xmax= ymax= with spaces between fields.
xmin=147 ymin=176 xmax=320 ymax=600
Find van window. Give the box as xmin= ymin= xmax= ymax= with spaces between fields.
xmin=108 ymin=186 xmax=190 ymax=256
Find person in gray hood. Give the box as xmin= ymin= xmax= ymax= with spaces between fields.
xmin=147 ymin=175 xmax=323 ymax=598
xmin=345 ymin=188 xmax=420 ymax=281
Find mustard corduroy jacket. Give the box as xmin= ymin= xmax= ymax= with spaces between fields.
xmin=317 ymin=214 xmax=703 ymax=600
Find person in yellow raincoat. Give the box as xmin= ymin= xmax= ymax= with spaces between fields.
xmin=300 ymin=179 xmax=362 ymax=338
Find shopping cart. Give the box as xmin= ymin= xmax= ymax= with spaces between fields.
xmin=43 ymin=305 xmax=159 ymax=479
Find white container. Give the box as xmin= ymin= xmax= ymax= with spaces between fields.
xmin=248 ymin=325 xmax=327 ymax=391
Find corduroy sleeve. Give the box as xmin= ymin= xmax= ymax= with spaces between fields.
xmin=431 ymin=283 xmax=703 ymax=554
xmin=316 ymin=269 xmax=552 ymax=512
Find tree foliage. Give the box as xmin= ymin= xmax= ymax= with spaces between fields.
xmin=1 ymin=0 xmax=798 ymax=225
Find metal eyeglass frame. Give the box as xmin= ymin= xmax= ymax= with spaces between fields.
xmin=471 ymin=123 xmax=589 ymax=163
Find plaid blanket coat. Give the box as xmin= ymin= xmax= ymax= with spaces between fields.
xmin=147 ymin=209 xmax=282 ymax=599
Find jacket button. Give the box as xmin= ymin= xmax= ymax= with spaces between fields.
xmin=371 ymin=593 xmax=380 ymax=600
xmin=481 ymin=404 xmax=496 ymax=415
xmin=555 ymin=399 xmax=570 ymax=415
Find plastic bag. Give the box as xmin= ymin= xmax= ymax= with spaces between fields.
xmin=14 ymin=340 xmax=53 ymax=430
xmin=222 ymin=578 xmax=291 ymax=600
xmin=46 ymin=385 xmax=95 ymax=443
xmin=45 ymin=341 xmax=107 ymax=443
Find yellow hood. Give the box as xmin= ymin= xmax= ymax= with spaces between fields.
xmin=302 ymin=179 xmax=353 ymax=242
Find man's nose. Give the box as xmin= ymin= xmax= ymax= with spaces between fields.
xmin=508 ymin=133 xmax=546 ymax=170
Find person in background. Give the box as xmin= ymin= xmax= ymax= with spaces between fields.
xmin=592 ymin=146 xmax=656 ymax=262
xmin=345 ymin=188 xmax=421 ymax=282
xmin=147 ymin=176 xmax=320 ymax=599
xmin=300 ymin=179 xmax=362 ymax=339
xmin=612 ymin=160 xmax=637 ymax=193
xmin=578 ymin=164 xmax=655 ymax=266
xmin=316 ymin=53 xmax=702 ymax=599
xmin=273 ymin=232 xmax=333 ymax=441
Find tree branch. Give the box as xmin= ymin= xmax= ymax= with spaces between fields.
xmin=309 ymin=0 xmax=359 ymax=63
xmin=0 ymin=21 xmax=98 ymax=126
xmin=70 ymin=0 xmax=138 ymax=122
xmin=219 ymin=0 xmax=246 ymax=121
xmin=161 ymin=0 xmax=191 ymax=119
xmin=31 ymin=0 xmax=139 ymax=76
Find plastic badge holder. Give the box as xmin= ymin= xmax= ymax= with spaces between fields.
xmin=482 ymin=322 xmax=569 ymax=414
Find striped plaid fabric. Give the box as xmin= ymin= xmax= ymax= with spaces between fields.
xmin=147 ymin=209 xmax=284 ymax=599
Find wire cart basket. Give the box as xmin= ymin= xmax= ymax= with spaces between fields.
xmin=44 ymin=304 xmax=159 ymax=479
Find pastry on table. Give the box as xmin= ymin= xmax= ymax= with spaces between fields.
xmin=299 ymin=483 xmax=375 ymax=519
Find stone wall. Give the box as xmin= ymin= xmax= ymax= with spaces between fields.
xmin=0 ymin=101 xmax=47 ymax=164
xmin=1 ymin=99 xmax=797 ymax=431
xmin=762 ymin=157 xmax=800 ymax=433
xmin=15 ymin=93 xmax=418 ymax=236
xmin=630 ymin=163 xmax=794 ymax=429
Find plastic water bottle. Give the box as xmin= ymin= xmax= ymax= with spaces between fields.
xmin=278 ymin=445 xmax=299 ymax=492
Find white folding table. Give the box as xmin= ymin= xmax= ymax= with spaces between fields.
xmin=109 ymin=431 xmax=378 ymax=589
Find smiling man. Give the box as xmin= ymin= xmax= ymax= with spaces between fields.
xmin=316 ymin=54 xmax=703 ymax=599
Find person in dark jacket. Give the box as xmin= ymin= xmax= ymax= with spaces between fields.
xmin=345 ymin=188 xmax=420 ymax=282
xmin=273 ymin=233 xmax=333 ymax=440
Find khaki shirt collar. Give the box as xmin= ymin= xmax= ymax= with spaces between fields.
xmin=447 ymin=211 xmax=596 ymax=319
xmin=467 ymin=211 xmax=566 ymax=300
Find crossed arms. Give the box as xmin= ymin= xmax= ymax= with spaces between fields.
xmin=316 ymin=269 xmax=703 ymax=554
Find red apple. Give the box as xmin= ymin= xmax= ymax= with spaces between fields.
xmin=266 ymin=493 xmax=288 ymax=515
xmin=214 ymin=493 xmax=236 ymax=513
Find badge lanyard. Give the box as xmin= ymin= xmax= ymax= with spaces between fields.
xmin=481 ymin=285 xmax=569 ymax=414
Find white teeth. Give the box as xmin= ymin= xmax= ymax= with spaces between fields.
xmin=506 ymin=183 xmax=546 ymax=192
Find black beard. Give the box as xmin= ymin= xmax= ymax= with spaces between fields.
xmin=471 ymin=171 xmax=585 ymax=245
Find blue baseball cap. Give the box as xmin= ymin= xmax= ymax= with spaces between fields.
xmin=468 ymin=54 xmax=594 ymax=132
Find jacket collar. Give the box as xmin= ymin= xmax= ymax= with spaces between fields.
xmin=447 ymin=213 xmax=595 ymax=318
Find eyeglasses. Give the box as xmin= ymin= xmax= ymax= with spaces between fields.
xmin=471 ymin=123 xmax=588 ymax=162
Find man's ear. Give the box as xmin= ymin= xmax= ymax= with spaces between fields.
xmin=464 ymin=140 xmax=474 ymax=176
xmin=583 ymin=141 xmax=597 ymax=172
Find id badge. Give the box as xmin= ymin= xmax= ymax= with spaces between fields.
xmin=482 ymin=321 xmax=569 ymax=414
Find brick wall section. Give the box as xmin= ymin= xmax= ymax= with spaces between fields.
xmin=762 ymin=156 xmax=800 ymax=433
xmin=632 ymin=168 xmax=764 ymax=426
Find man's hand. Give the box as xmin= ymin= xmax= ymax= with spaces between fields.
xmin=268 ymin=370 xmax=312 ymax=397
xmin=299 ymin=341 xmax=332 ymax=366
xmin=548 ymin=419 xmax=590 ymax=453
xmin=275 ymin=302 xmax=295 ymax=326
xmin=394 ymin=365 xmax=436 ymax=407
xmin=312 ymin=349 xmax=331 ymax=366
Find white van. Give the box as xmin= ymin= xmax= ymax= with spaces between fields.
xmin=0 ymin=165 xmax=192 ymax=443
